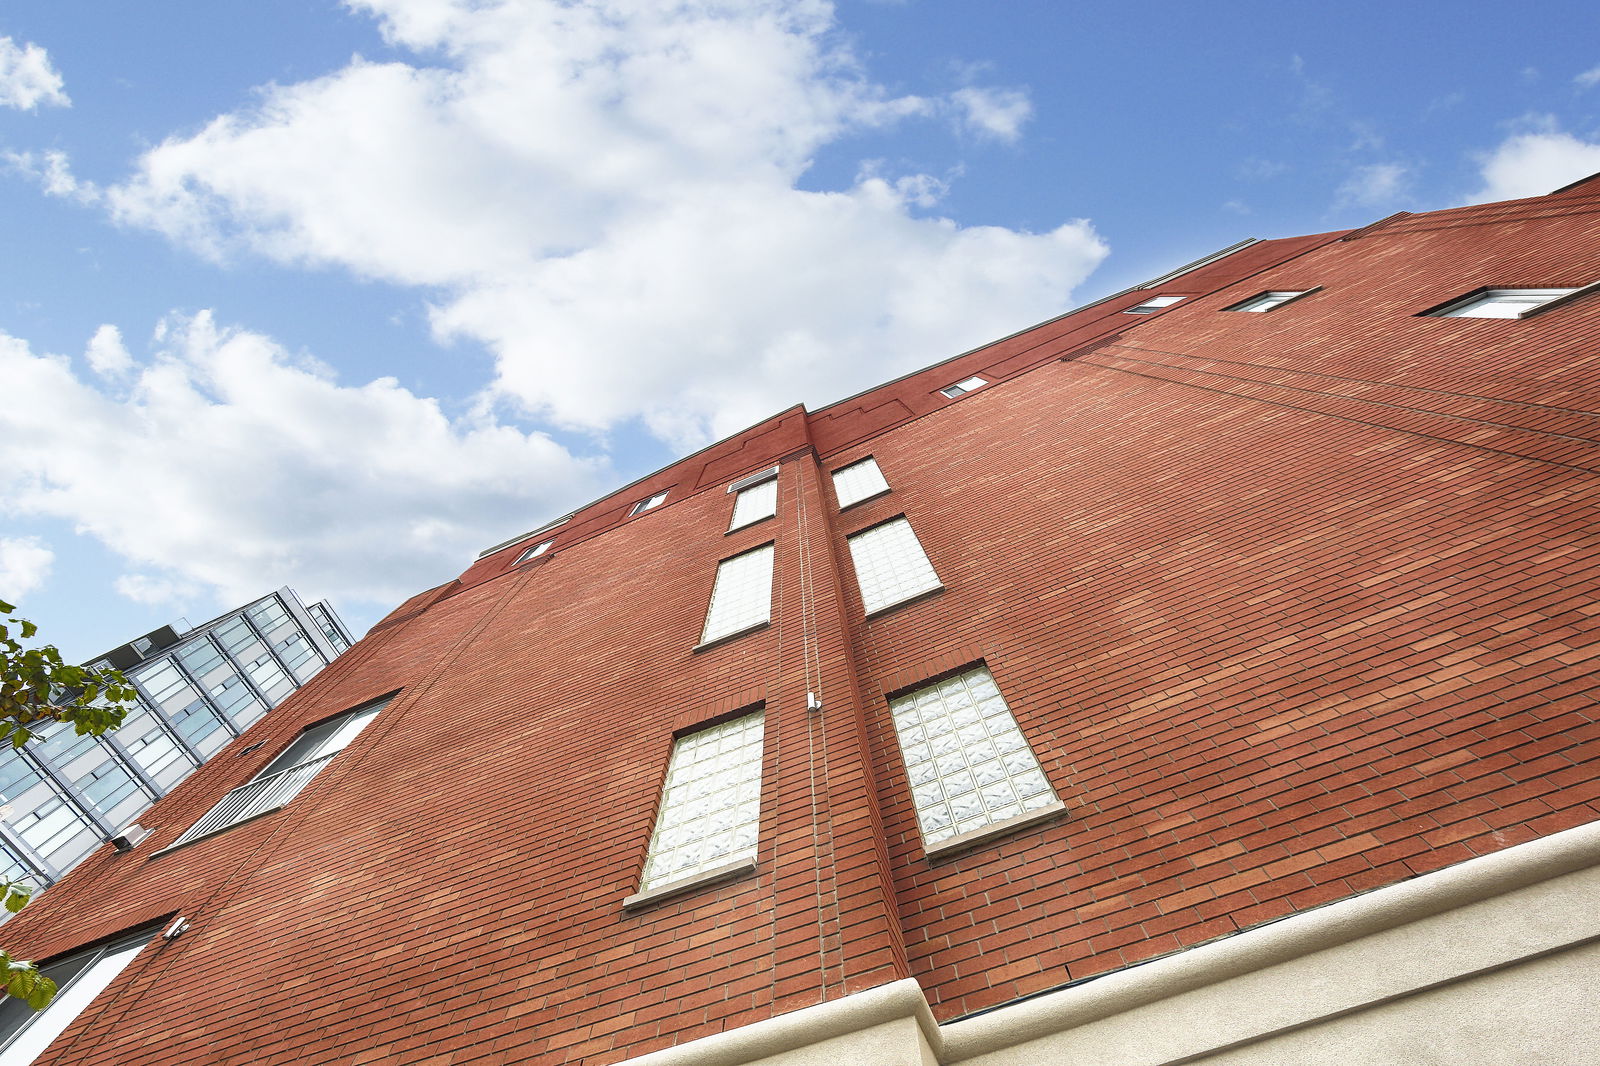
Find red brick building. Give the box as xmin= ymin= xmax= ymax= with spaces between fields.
xmin=4 ymin=178 xmax=1599 ymax=1065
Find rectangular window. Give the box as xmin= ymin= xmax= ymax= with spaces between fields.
xmin=888 ymin=666 xmax=1057 ymax=848
xmin=831 ymin=457 xmax=890 ymax=509
xmin=166 ymin=697 xmax=391 ymax=850
xmin=846 ymin=517 xmax=941 ymax=614
xmin=1224 ymin=289 xmax=1316 ymax=312
xmin=1124 ymin=294 xmax=1184 ymax=313
xmin=629 ymin=490 xmax=669 ymax=516
xmin=636 ymin=711 xmax=764 ymax=895
xmin=940 ymin=375 xmax=987 ymax=398
xmin=727 ymin=479 xmax=777 ymax=531
xmin=514 ymin=539 xmax=553 ymax=564
xmin=1424 ymin=287 xmax=1579 ymax=319
xmin=699 ymin=544 xmax=774 ymax=645
xmin=0 ymin=927 xmax=153 ymax=1064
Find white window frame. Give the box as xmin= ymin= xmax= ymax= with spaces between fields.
xmin=0 ymin=927 xmax=153 ymax=1064
xmin=629 ymin=491 xmax=669 ymax=516
xmin=1124 ymin=295 xmax=1184 ymax=314
xmin=625 ymin=709 xmax=766 ymax=906
xmin=699 ymin=543 xmax=775 ymax=646
xmin=846 ymin=516 xmax=942 ymax=615
xmin=940 ymin=375 xmax=988 ymax=398
xmin=831 ymin=456 xmax=891 ymax=510
xmin=514 ymin=540 xmax=553 ymax=564
xmin=1424 ymin=287 xmax=1584 ymax=320
xmin=1224 ymin=288 xmax=1318 ymax=312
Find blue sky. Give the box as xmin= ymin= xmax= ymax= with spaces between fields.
xmin=0 ymin=0 xmax=1597 ymax=659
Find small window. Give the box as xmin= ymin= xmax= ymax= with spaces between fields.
xmin=940 ymin=376 xmax=987 ymax=398
xmin=832 ymin=457 xmax=891 ymax=510
xmin=888 ymin=665 xmax=1057 ymax=848
xmin=630 ymin=491 xmax=669 ymax=516
xmin=1425 ymin=288 xmax=1579 ymax=319
xmin=1224 ymin=289 xmax=1315 ymax=312
xmin=166 ymin=697 xmax=391 ymax=849
xmin=846 ymin=517 xmax=941 ymax=614
xmin=727 ymin=480 xmax=777 ymax=531
xmin=635 ymin=710 xmax=765 ymax=896
xmin=1124 ymin=295 xmax=1184 ymax=314
xmin=700 ymin=544 xmax=775 ymax=645
xmin=514 ymin=540 xmax=553 ymax=564
xmin=0 ymin=926 xmax=154 ymax=1063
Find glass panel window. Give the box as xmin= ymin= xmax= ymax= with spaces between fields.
xmin=846 ymin=517 xmax=941 ymax=614
xmin=0 ymin=928 xmax=153 ymax=1064
xmin=1124 ymin=294 xmax=1184 ymax=314
xmin=888 ymin=666 xmax=1057 ymax=847
xmin=727 ymin=479 xmax=777 ymax=531
xmin=700 ymin=544 xmax=774 ymax=645
xmin=831 ymin=457 xmax=890 ymax=509
xmin=168 ymin=698 xmax=389 ymax=849
xmin=638 ymin=711 xmax=765 ymax=894
xmin=1427 ymin=287 xmax=1578 ymax=319
xmin=629 ymin=491 xmax=669 ymax=516
xmin=940 ymin=375 xmax=987 ymax=398
xmin=1225 ymin=290 xmax=1312 ymax=312
xmin=514 ymin=540 xmax=553 ymax=564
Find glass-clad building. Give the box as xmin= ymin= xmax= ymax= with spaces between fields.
xmin=0 ymin=587 xmax=354 ymax=891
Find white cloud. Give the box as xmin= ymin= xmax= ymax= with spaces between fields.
xmin=85 ymin=324 xmax=133 ymax=378
xmin=1469 ymin=122 xmax=1600 ymax=203
xmin=0 ymin=36 xmax=68 ymax=111
xmin=4 ymin=148 xmax=101 ymax=203
xmin=951 ymin=86 xmax=1032 ymax=142
xmin=1335 ymin=162 xmax=1410 ymax=208
xmin=0 ymin=318 xmax=608 ymax=609
xmin=114 ymin=573 xmax=202 ymax=608
xmin=92 ymin=0 xmax=1105 ymax=449
xmin=1575 ymin=66 xmax=1600 ymax=89
xmin=0 ymin=536 xmax=54 ymax=600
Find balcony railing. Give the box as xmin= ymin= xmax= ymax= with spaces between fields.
xmin=166 ymin=752 xmax=338 ymax=850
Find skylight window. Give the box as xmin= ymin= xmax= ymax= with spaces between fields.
xmin=940 ymin=376 xmax=988 ymax=398
xmin=514 ymin=540 xmax=553 ymax=564
xmin=1225 ymin=289 xmax=1315 ymax=312
xmin=1124 ymin=295 xmax=1184 ymax=314
xmin=700 ymin=544 xmax=775 ymax=645
xmin=629 ymin=491 xmax=669 ymax=516
xmin=832 ymin=457 xmax=890 ymax=510
xmin=1425 ymin=288 xmax=1579 ymax=319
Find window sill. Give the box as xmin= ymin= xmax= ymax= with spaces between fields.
xmin=924 ymin=799 xmax=1067 ymax=861
xmin=838 ymin=487 xmax=891 ymax=512
xmin=149 ymin=806 xmax=285 ymax=859
xmin=693 ymin=620 xmax=771 ymax=654
xmin=622 ymin=857 xmax=757 ymax=911
xmin=863 ymin=585 xmax=945 ymax=621
xmin=725 ymin=514 xmax=776 ymax=536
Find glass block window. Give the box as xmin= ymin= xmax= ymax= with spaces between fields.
xmin=1124 ymin=294 xmax=1184 ymax=313
xmin=888 ymin=666 xmax=1057 ymax=847
xmin=940 ymin=375 xmax=987 ymax=398
xmin=700 ymin=544 xmax=774 ymax=644
xmin=832 ymin=457 xmax=890 ymax=509
xmin=1225 ymin=290 xmax=1312 ymax=312
xmin=728 ymin=479 xmax=777 ymax=531
xmin=846 ymin=518 xmax=940 ymax=614
xmin=1426 ymin=287 xmax=1577 ymax=319
xmin=639 ymin=711 xmax=764 ymax=893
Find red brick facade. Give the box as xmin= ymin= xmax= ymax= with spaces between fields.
xmin=7 ymin=179 xmax=1600 ymax=1064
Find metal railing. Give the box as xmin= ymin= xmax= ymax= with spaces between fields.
xmin=167 ymin=752 xmax=338 ymax=849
